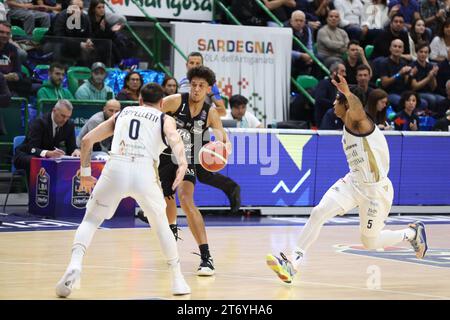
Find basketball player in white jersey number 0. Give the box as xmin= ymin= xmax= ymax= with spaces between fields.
xmin=55 ymin=83 xmax=191 ymax=297
xmin=266 ymin=74 xmax=429 ymax=284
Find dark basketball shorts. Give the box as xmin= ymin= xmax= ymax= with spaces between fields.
xmin=158 ymin=153 xmax=196 ymax=197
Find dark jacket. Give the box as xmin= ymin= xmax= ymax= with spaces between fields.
xmin=0 ymin=43 xmax=21 ymax=77
xmin=15 ymin=112 xmax=77 ymax=158
xmin=372 ymin=27 xmax=411 ymax=59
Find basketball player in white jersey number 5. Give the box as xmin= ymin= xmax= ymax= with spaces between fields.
xmin=55 ymin=83 xmax=191 ymax=297
xmin=266 ymin=75 xmax=429 ymax=284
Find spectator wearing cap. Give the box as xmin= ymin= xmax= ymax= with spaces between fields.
xmin=221 ymin=94 xmax=263 ymax=128
xmin=75 ymin=62 xmax=114 ymax=100
xmin=37 ymin=62 xmax=74 ymax=102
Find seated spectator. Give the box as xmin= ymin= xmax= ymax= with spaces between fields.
xmin=365 ymin=88 xmax=393 ymax=130
xmin=13 ymin=99 xmax=80 ymax=178
xmin=312 ymin=0 xmax=335 ymax=26
xmin=408 ymin=19 xmax=431 ymax=60
xmin=393 ymin=91 xmax=421 ymax=130
xmin=360 ymin=0 xmax=389 ymax=46
xmin=80 ymin=0 xmax=127 ymax=26
xmin=351 ymin=64 xmax=373 ymax=105
xmin=75 ymin=62 xmax=114 ymax=100
xmin=263 ymin=0 xmax=296 ymax=27
xmin=231 ymin=0 xmax=267 ymax=26
xmin=0 ymin=72 xmax=12 ymax=136
xmin=379 ymin=39 xmax=420 ymax=110
xmin=334 ymin=0 xmax=364 ymax=40
xmin=410 ymin=42 xmax=445 ymax=110
xmin=420 ymin=0 xmax=448 ymax=36
xmin=50 ymin=0 xmax=95 ymax=66
xmin=116 ymin=71 xmax=143 ymax=101
xmin=430 ymin=18 xmax=450 ymax=62
xmin=6 ymin=0 xmax=51 ymax=35
xmin=432 ymin=109 xmax=450 ymax=130
xmin=362 ymin=0 xmax=389 ymax=31
xmin=88 ymin=0 xmax=129 ymax=65
xmin=76 ymin=99 xmax=120 ymax=152
xmin=314 ymin=61 xmax=346 ymax=126
xmin=316 ymin=10 xmax=349 ymax=67
xmin=162 ymin=76 xmax=178 ymax=96
xmin=285 ymin=10 xmax=314 ymax=76
xmin=388 ymin=0 xmax=421 ymax=30
xmin=222 ymin=94 xmax=263 ymax=128
xmin=373 ymin=13 xmax=412 ymax=60
xmin=344 ymin=40 xmax=372 ymax=84
xmin=37 ymin=62 xmax=74 ymax=101
xmin=178 ymin=52 xmax=226 ymax=116
xmin=436 ymin=57 xmax=450 ymax=95
xmin=0 ymin=21 xmax=32 ymax=98
xmin=319 ymin=107 xmax=344 ymax=129
xmin=34 ymin=0 xmax=62 ymax=16
xmin=294 ymin=0 xmax=322 ymax=30
xmin=434 ymin=79 xmax=450 ymax=118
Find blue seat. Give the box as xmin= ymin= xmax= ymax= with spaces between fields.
xmin=3 ymin=136 xmax=28 ymax=211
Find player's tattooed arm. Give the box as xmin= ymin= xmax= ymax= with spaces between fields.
xmin=331 ymin=74 xmax=366 ymax=122
xmin=345 ymin=93 xmax=366 ymax=122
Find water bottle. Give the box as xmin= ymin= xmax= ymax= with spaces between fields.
xmin=386 ymin=105 xmax=396 ymax=121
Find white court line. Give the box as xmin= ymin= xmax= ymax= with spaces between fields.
xmin=0 ymin=260 xmax=448 ymax=300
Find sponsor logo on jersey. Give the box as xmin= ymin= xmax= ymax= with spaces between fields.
xmin=185 ymin=168 xmax=195 ymax=176
xmin=36 ymin=167 xmax=50 ymax=208
xmin=200 ymin=111 xmax=207 ymax=121
xmin=177 ymin=129 xmax=191 ymax=143
xmin=335 ymin=244 xmax=450 ymax=268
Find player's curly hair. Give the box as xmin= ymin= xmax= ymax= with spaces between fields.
xmin=187 ymin=66 xmax=216 ymax=86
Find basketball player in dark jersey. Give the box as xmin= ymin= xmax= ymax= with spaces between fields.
xmin=158 ymin=66 xmax=232 ymax=276
xmin=179 ymin=52 xmax=241 ymax=215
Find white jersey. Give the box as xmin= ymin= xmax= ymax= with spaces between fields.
xmin=342 ymin=125 xmax=390 ymax=183
xmin=110 ymin=106 xmax=167 ymax=162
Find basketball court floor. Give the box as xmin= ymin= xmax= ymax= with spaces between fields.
xmin=1 ymin=210 xmax=450 ymax=300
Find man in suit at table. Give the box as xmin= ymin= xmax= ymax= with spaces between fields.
xmin=14 ymin=99 xmax=81 ymax=178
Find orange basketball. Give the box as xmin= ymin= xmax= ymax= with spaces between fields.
xmin=199 ymin=141 xmax=229 ymax=172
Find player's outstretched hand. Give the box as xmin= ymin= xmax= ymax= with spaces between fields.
xmin=331 ymin=74 xmax=351 ymax=97
xmin=80 ymin=176 xmax=97 ymax=194
xmin=172 ymin=164 xmax=187 ymax=191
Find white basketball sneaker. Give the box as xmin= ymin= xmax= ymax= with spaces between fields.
xmin=55 ymin=268 xmax=81 ymax=298
xmin=172 ymin=275 xmax=191 ymax=295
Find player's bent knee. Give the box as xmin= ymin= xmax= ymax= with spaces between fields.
xmin=85 ymin=197 xmax=115 ymax=221
xmin=309 ymin=205 xmax=328 ymax=224
xmin=360 ymin=235 xmax=380 ymax=250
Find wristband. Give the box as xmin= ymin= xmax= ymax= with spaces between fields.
xmin=394 ymin=73 xmax=401 ymax=80
xmin=80 ymin=166 xmax=91 ymax=177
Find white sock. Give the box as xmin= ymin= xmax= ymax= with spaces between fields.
xmin=363 ymin=228 xmax=417 ymax=249
xmin=291 ymin=247 xmax=305 ymax=270
xmin=403 ymin=227 xmax=416 ymax=241
xmin=168 ymin=259 xmax=183 ymax=278
xmin=68 ymin=243 xmax=86 ymax=271
xmin=68 ymin=212 xmax=104 ymax=271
